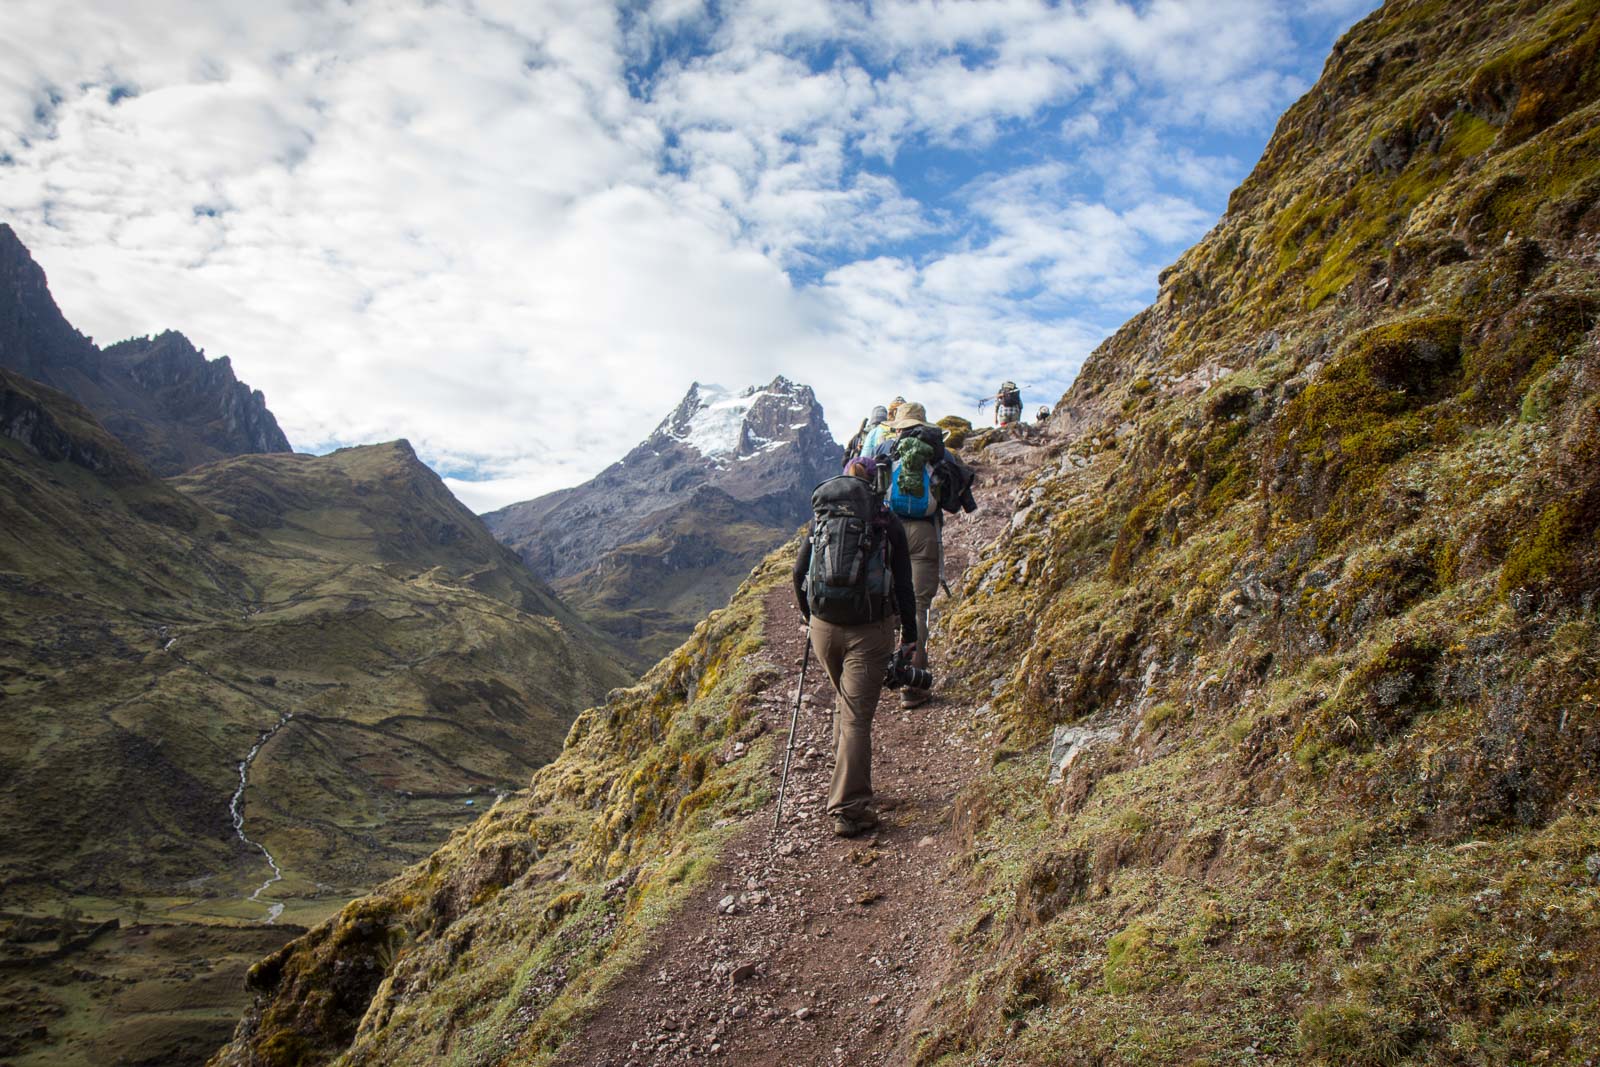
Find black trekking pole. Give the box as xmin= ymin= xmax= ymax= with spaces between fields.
xmin=772 ymin=623 xmax=813 ymax=844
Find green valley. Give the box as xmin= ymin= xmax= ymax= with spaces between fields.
xmin=0 ymin=365 xmax=629 ymax=1064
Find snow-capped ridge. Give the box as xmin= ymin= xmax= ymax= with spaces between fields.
xmin=659 ymin=377 xmax=818 ymax=462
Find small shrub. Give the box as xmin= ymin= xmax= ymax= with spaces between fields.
xmin=1104 ymin=920 xmax=1161 ymax=994
xmin=1296 ymin=1001 xmax=1407 ymax=1065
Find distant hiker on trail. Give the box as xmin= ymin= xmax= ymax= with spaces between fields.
xmin=1036 ymin=404 xmax=1052 ymax=424
xmin=994 ymin=381 xmax=1023 ymax=426
xmin=846 ymin=405 xmax=890 ymax=460
xmin=870 ymin=402 xmax=945 ymax=709
xmin=793 ymin=456 xmax=920 ymax=837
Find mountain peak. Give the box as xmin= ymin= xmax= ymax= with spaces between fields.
xmin=656 ymin=377 xmax=827 ymax=464
xmin=0 ymin=223 xmax=98 ymax=383
xmin=484 ymin=376 xmax=841 ymax=663
xmin=0 ymin=226 xmax=293 ymax=474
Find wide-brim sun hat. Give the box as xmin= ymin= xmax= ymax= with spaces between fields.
xmin=888 ymin=401 xmax=937 ymax=430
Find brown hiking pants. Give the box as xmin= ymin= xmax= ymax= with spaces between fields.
xmin=810 ymin=616 xmax=896 ymax=818
xmin=901 ymin=516 xmax=941 ymax=698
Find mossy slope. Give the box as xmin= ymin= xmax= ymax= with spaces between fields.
xmin=913 ymin=0 xmax=1600 ymax=1062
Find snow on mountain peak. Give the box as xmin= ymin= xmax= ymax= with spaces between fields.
xmin=667 ymin=382 xmax=777 ymax=459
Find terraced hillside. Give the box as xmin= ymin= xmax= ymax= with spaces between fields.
xmin=0 ymin=370 xmax=629 ymax=1065
xmin=214 ymin=1 xmax=1598 ymax=1064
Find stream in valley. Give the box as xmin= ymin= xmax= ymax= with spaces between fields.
xmin=230 ymin=713 xmax=294 ymax=923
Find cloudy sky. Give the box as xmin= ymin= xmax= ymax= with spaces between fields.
xmin=1 ymin=0 xmax=1379 ymax=511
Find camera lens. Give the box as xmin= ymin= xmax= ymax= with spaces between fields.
xmin=884 ymin=656 xmax=934 ymax=691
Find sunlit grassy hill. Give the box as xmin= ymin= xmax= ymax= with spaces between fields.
xmin=1 ymin=373 xmax=628 ymax=901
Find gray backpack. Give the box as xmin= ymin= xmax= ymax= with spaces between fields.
xmin=806 ymin=476 xmax=892 ymax=626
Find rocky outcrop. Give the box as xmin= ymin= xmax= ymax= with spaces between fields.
xmin=104 ymin=331 xmax=291 ymax=463
xmin=485 ymin=377 xmax=841 ymax=664
xmin=0 ymin=369 xmax=143 ymax=482
xmin=0 ymin=224 xmax=292 ymax=474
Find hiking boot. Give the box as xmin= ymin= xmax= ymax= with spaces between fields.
xmin=901 ymin=688 xmax=932 ymax=709
xmin=831 ymin=810 xmax=880 ymax=838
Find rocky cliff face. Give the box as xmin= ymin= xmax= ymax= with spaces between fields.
xmin=484 ymin=377 xmax=841 ymax=665
xmin=0 ymin=224 xmax=292 ymax=474
xmin=205 ymin=2 xmax=1600 ymax=1064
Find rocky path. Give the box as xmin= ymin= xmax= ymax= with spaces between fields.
xmin=556 ymin=433 xmax=1046 ymax=1067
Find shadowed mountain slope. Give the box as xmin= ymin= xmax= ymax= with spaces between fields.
xmin=484 ymin=377 xmax=841 ymax=666
xmin=208 ymin=2 xmax=1600 ymax=1064
xmin=0 ymin=369 xmax=629 ymax=1065
xmin=0 ymin=224 xmax=291 ymax=474
xmin=1 ymin=385 xmax=627 ymax=900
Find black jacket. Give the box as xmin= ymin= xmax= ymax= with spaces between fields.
xmin=792 ymin=510 xmax=919 ymax=646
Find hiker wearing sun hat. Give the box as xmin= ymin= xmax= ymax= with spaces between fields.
xmin=870 ymin=401 xmax=945 ymax=709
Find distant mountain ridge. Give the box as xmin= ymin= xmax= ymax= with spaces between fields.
xmin=0 ymin=241 xmax=630 ymax=1065
xmin=0 ymin=367 xmax=628 ymax=901
xmin=0 ymin=223 xmax=290 ymax=474
xmin=484 ymin=376 xmax=841 ymax=664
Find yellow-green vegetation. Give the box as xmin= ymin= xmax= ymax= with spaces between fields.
xmin=910 ymin=0 xmax=1600 ymax=1062
xmin=208 ymin=547 xmax=795 ymax=1067
xmin=939 ymin=415 xmax=975 ymax=449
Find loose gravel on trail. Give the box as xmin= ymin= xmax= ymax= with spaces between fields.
xmin=556 ymin=434 xmax=1045 ymax=1067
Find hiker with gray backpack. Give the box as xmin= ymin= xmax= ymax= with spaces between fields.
xmin=994 ymin=381 xmax=1023 ymax=426
xmin=844 ymin=405 xmax=889 ymax=460
xmin=791 ymin=456 xmax=923 ymax=837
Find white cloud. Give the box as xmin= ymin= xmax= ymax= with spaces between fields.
xmin=0 ymin=0 xmax=1379 ymax=511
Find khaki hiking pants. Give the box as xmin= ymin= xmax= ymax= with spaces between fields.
xmin=810 ymin=616 xmax=896 ymax=819
xmin=902 ymin=517 xmax=941 ymax=690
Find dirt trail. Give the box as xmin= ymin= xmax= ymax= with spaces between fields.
xmin=557 ymin=433 xmax=1047 ymax=1067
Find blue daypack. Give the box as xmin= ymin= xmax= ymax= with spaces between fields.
xmin=888 ymin=461 xmax=938 ymax=518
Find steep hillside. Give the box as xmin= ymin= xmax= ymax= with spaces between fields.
xmin=484 ymin=378 xmax=841 ymax=666
xmin=0 ymin=224 xmax=291 ymax=474
xmin=0 ymin=372 xmax=629 ymax=1066
xmin=914 ymin=0 xmax=1600 ymax=1060
xmin=208 ymin=1 xmax=1598 ymax=1065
